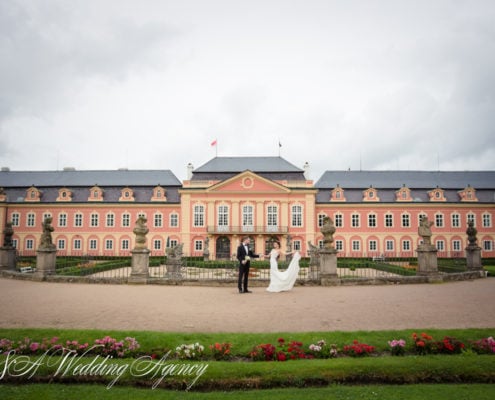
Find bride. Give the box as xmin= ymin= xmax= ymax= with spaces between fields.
xmin=266 ymin=241 xmax=301 ymax=292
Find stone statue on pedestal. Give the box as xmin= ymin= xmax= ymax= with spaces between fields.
xmin=133 ymin=216 xmax=149 ymax=250
xmin=321 ymin=216 xmax=336 ymax=250
xmin=466 ymin=220 xmax=478 ymax=247
xmin=2 ymin=222 xmax=14 ymax=248
xmin=39 ymin=217 xmax=56 ymax=250
xmin=418 ymin=216 xmax=434 ymax=247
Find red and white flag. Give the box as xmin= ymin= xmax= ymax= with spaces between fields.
xmin=211 ymin=139 xmax=217 ymax=146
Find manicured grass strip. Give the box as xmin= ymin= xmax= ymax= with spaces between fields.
xmin=1 ymin=328 xmax=493 ymax=356
xmin=1 ymin=383 xmax=495 ymax=400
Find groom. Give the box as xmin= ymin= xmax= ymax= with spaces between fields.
xmin=236 ymin=236 xmax=259 ymax=293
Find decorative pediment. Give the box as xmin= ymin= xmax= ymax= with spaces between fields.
xmin=88 ymin=185 xmax=104 ymax=201
xmin=330 ymin=185 xmax=346 ymax=202
xmin=395 ymin=185 xmax=412 ymax=201
xmin=363 ymin=187 xmax=380 ymax=202
xmin=206 ymin=171 xmax=290 ymax=194
xmin=25 ymin=186 xmax=41 ymax=202
xmin=119 ymin=187 xmax=135 ymax=202
xmin=56 ymin=187 xmax=73 ymax=202
xmin=428 ymin=187 xmax=446 ymax=202
xmin=458 ymin=185 xmax=478 ymax=202
xmin=151 ymin=185 xmax=167 ymax=201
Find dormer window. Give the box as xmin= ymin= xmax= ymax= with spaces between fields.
xmin=151 ymin=185 xmax=167 ymax=202
xmin=330 ymin=185 xmax=346 ymax=202
xmin=428 ymin=187 xmax=446 ymax=202
xmin=363 ymin=187 xmax=379 ymax=202
xmin=119 ymin=187 xmax=135 ymax=202
xmin=396 ymin=185 xmax=412 ymax=201
xmin=56 ymin=187 xmax=72 ymax=202
xmin=25 ymin=186 xmax=41 ymax=202
xmin=88 ymin=186 xmax=104 ymax=201
xmin=458 ymin=185 xmax=478 ymax=202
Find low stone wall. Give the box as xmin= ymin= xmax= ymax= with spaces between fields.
xmin=0 ymin=269 xmax=487 ymax=286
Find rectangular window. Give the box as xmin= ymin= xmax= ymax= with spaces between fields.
xmin=318 ymin=240 xmax=324 ymax=249
xmin=368 ymin=214 xmax=376 ymax=228
xmin=385 ymin=214 xmax=393 ymax=228
xmin=386 ymin=240 xmax=394 ymax=251
xmin=74 ymin=213 xmax=83 ymax=227
xmin=483 ymin=240 xmax=493 ymax=251
xmin=401 ymin=214 xmax=410 ymax=227
xmin=105 ymin=240 xmax=113 ymax=250
xmin=351 ymin=214 xmax=360 ymax=228
xmin=11 ymin=213 xmax=20 ymax=226
xmin=334 ymin=214 xmax=343 ymax=227
xmin=57 ymin=213 xmax=67 ymax=227
xmin=122 ymin=213 xmax=130 ymax=227
xmin=12 ymin=239 xmax=18 ymax=249
xmin=153 ymin=240 xmax=162 ymax=250
xmin=467 ymin=214 xmax=475 ymax=226
xmin=193 ymin=205 xmax=204 ymax=227
xmin=369 ymin=240 xmax=377 ymax=251
xmin=106 ymin=214 xmax=115 ymax=227
xmin=243 ymin=205 xmax=254 ymax=229
xmin=89 ymin=239 xmax=97 ymax=250
xmin=43 ymin=213 xmax=51 ymax=222
xmin=293 ymin=240 xmax=301 ymax=251
xmin=451 ymin=213 xmax=460 ymax=228
xmin=435 ymin=214 xmax=444 ymax=228
xmin=26 ymin=239 xmax=34 ymax=250
xmin=335 ymin=240 xmax=343 ymax=251
xmin=483 ymin=214 xmax=492 ymax=228
xmin=121 ymin=239 xmax=129 ymax=250
xmin=452 ymin=240 xmax=461 ymax=252
xmin=402 ymin=240 xmax=411 ymax=251
xmin=194 ymin=240 xmax=203 ymax=251
xmin=218 ymin=206 xmax=228 ymax=230
xmin=57 ymin=239 xmax=65 ymax=250
xmin=436 ymin=240 xmax=445 ymax=251
xmin=91 ymin=213 xmax=99 ymax=227
xmin=154 ymin=213 xmax=163 ymax=228
xmin=291 ymin=205 xmax=302 ymax=227
xmin=267 ymin=206 xmax=278 ymax=229
xmin=170 ymin=213 xmax=178 ymax=227
xmin=170 ymin=239 xmax=179 ymax=248
xmin=317 ymin=214 xmax=326 ymax=227
xmin=73 ymin=239 xmax=82 ymax=250
xmin=352 ymin=240 xmax=360 ymax=251
xmin=27 ymin=213 xmax=35 ymax=227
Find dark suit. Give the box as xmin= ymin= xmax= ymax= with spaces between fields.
xmin=237 ymin=243 xmax=259 ymax=292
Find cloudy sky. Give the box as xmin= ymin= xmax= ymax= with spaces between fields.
xmin=1 ymin=0 xmax=494 ymax=181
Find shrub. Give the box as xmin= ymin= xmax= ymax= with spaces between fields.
xmin=471 ymin=337 xmax=495 ymax=354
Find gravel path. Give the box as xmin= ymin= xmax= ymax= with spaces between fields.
xmin=1 ymin=278 xmax=494 ymax=333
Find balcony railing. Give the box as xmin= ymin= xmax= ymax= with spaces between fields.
xmin=207 ymin=225 xmax=289 ymax=234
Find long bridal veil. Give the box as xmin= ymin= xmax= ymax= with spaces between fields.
xmin=266 ymin=251 xmax=301 ymax=292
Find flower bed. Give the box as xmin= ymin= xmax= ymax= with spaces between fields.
xmin=1 ymin=333 xmax=494 ymax=361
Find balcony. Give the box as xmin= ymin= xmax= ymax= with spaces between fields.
xmin=207 ymin=225 xmax=289 ymax=235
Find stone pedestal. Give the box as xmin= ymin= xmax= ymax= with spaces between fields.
xmin=319 ymin=248 xmax=340 ymax=285
xmin=0 ymin=247 xmax=17 ymax=270
xmin=34 ymin=248 xmax=57 ymax=277
xmin=465 ymin=246 xmax=482 ymax=270
xmin=165 ymin=260 xmax=182 ymax=279
xmin=416 ymin=245 xmax=439 ymax=276
xmin=129 ymin=248 xmax=150 ymax=284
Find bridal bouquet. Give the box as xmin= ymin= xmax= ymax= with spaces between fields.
xmin=244 ymin=256 xmax=250 ymax=261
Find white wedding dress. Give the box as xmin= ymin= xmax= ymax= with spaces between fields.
xmin=266 ymin=250 xmax=301 ymax=292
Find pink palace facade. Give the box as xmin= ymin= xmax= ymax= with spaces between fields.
xmin=0 ymin=157 xmax=494 ymax=259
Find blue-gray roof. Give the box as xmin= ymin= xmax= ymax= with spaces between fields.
xmin=0 ymin=169 xmax=181 ymax=188
xmin=316 ymin=171 xmax=495 ymax=189
xmin=194 ymin=157 xmax=303 ymax=173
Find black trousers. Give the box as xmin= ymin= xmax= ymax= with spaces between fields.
xmin=238 ymin=262 xmax=250 ymax=291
